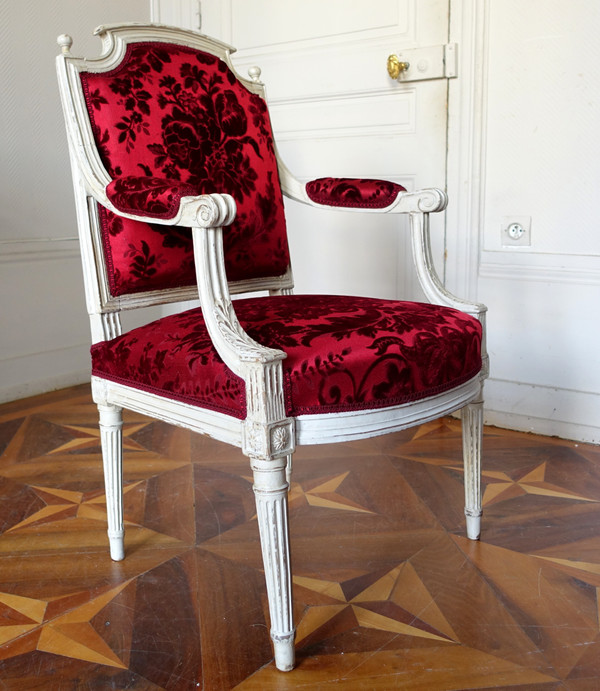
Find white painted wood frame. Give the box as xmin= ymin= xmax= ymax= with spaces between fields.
xmin=56 ymin=23 xmax=488 ymax=671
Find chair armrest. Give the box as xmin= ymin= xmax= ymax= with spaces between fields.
xmin=106 ymin=177 xmax=287 ymax=378
xmin=93 ymin=174 xmax=237 ymax=229
xmin=304 ymin=178 xmax=447 ymax=213
xmin=278 ymin=166 xmax=485 ymax=357
xmin=305 ymin=178 xmax=407 ymax=209
xmin=106 ymin=176 xmax=198 ymax=220
xmin=100 ymin=175 xmax=282 ymax=372
xmin=277 ymin=160 xmax=447 ymax=214
xmin=103 ymin=179 xmax=290 ymax=437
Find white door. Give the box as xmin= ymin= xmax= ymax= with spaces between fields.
xmin=196 ymin=0 xmax=452 ymax=301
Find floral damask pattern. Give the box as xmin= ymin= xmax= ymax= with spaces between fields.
xmin=81 ymin=42 xmax=290 ymax=296
xmin=306 ymin=178 xmax=406 ymax=209
xmin=91 ymin=295 xmax=482 ymax=419
xmin=106 ymin=177 xmax=197 ymax=219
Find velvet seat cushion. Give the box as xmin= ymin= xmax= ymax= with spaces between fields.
xmin=91 ymin=295 xmax=482 ymax=419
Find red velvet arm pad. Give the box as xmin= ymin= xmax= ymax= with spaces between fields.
xmin=106 ymin=176 xmax=198 ymax=220
xmin=305 ymin=177 xmax=406 ymax=209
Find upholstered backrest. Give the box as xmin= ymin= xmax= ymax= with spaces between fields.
xmin=78 ymin=39 xmax=290 ymax=297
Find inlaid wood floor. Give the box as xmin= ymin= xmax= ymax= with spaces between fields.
xmin=1 ymin=385 xmax=600 ymax=689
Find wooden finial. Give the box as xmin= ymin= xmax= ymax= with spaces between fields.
xmin=57 ymin=34 xmax=73 ymax=55
xmin=248 ymin=66 xmax=262 ymax=83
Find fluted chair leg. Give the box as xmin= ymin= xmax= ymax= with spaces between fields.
xmin=98 ymin=404 xmax=125 ymax=561
xmin=252 ymin=457 xmax=295 ymax=671
xmin=461 ymin=388 xmax=483 ymax=540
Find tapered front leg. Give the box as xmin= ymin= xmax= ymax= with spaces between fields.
xmin=285 ymin=453 xmax=293 ymax=488
xmin=462 ymin=388 xmax=484 ymax=540
xmin=98 ymin=404 xmax=125 ymax=561
xmin=251 ymin=456 xmax=295 ymax=672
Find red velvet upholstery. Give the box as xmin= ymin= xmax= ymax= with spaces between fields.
xmin=81 ymin=42 xmax=290 ymax=296
xmin=306 ymin=178 xmax=406 ymax=209
xmin=91 ymin=295 xmax=482 ymax=419
xmin=106 ymin=176 xmax=197 ymax=219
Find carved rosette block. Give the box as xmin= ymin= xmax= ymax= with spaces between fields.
xmin=271 ymin=425 xmax=289 ymax=453
xmin=243 ymin=420 xmax=295 ymax=460
xmin=462 ymin=392 xmax=483 ymax=540
xmin=98 ymin=404 xmax=125 ymax=560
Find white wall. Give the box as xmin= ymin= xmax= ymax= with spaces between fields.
xmin=0 ymin=1 xmax=150 ymax=403
xmin=453 ymin=0 xmax=600 ymax=442
xmin=3 ymin=0 xmax=599 ymax=444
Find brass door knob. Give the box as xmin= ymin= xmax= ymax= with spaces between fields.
xmin=387 ymin=54 xmax=410 ymax=80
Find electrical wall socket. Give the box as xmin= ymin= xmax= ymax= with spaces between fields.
xmin=501 ymin=216 xmax=531 ymax=247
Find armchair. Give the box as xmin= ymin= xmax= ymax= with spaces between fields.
xmin=56 ymin=24 xmax=487 ymax=672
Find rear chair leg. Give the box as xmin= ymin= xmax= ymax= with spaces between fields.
xmin=252 ymin=456 xmax=295 ymax=671
xmin=462 ymin=388 xmax=483 ymax=540
xmin=98 ymin=404 xmax=125 ymax=561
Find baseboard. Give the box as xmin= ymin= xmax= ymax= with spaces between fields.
xmin=0 ymin=344 xmax=90 ymax=404
xmin=483 ymin=378 xmax=600 ymax=444
xmin=0 ymin=370 xmax=90 ymax=405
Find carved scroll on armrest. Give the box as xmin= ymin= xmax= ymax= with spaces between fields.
xmin=104 ymin=177 xmax=238 ymax=229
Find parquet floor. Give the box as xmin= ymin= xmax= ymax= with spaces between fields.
xmin=1 ymin=386 xmax=599 ymax=689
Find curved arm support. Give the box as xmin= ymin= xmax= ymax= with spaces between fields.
xmin=191 ymin=222 xmax=286 ymax=376
xmin=410 ymin=211 xmax=488 ymax=372
xmin=410 ymin=211 xmax=481 ymax=313
xmin=191 ymin=214 xmax=294 ymax=458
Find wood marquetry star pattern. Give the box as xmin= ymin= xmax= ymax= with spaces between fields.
xmin=0 ymin=384 xmax=600 ymax=689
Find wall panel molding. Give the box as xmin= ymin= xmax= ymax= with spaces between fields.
xmin=228 ymin=0 xmax=413 ymax=52
xmin=270 ymin=89 xmax=415 ymax=141
xmin=0 ymin=238 xmax=79 ymax=264
xmin=480 ymin=252 xmax=600 ymax=286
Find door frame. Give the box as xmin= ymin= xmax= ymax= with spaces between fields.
xmin=445 ymin=0 xmax=487 ymax=302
